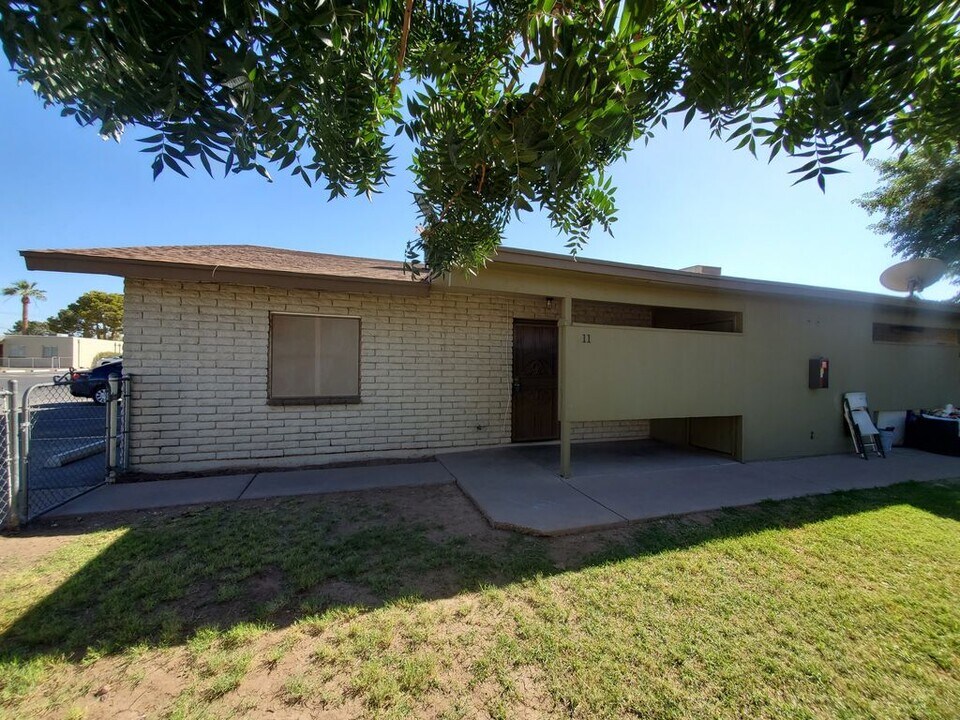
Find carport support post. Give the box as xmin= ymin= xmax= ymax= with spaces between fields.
xmin=559 ymin=296 xmax=572 ymax=478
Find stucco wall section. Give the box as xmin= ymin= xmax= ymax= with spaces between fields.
xmin=123 ymin=279 xmax=588 ymax=472
xmin=564 ymin=295 xmax=960 ymax=461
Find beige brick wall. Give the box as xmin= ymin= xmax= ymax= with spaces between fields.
xmin=123 ymin=280 xmax=651 ymax=473
xmin=569 ymin=420 xmax=651 ymax=442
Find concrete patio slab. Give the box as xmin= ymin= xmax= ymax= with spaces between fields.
xmin=439 ymin=442 xmax=960 ymax=534
xmin=565 ymin=463 xmax=815 ymax=521
xmin=39 ymin=441 xmax=960 ymax=534
xmin=47 ymin=474 xmax=255 ymax=517
xmin=758 ymin=449 xmax=960 ymax=491
xmin=241 ymin=461 xmax=452 ymax=499
xmin=513 ymin=439 xmax=736 ymax=478
xmin=438 ymin=448 xmax=625 ymax=535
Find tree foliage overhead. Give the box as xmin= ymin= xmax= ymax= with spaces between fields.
xmin=3 ymin=0 xmax=958 ymax=273
xmin=47 ymin=291 xmax=124 ymax=339
xmin=857 ymin=148 xmax=960 ymax=294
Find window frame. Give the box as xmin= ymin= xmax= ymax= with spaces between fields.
xmin=570 ymin=298 xmax=743 ymax=334
xmin=872 ymin=322 xmax=959 ymax=347
xmin=267 ymin=312 xmax=362 ymax=406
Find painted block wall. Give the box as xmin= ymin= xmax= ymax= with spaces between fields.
xmin=564 ymin=295 xmax=960 ymax=461
xmin=122 ymin=279 xmax=648 ymax=473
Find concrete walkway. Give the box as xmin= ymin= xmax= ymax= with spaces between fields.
xmin=46 ymin=461 xmax=453 ymax=518
xmin=438 ymin=441 xmax=960 ymax=535
xmin=44 ymin=441 xmax=960 ymax=535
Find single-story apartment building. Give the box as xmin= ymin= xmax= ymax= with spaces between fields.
xmin=0 ymin=334 xmax=122 ymax=370
xmin=21 ymin=244 xmax=960 ymax=476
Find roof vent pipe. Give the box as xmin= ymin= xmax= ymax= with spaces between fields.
xmin=680 ymin=265 xmax=722 ymax=276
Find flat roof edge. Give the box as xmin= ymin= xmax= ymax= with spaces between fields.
xmin=492 ymin=247 xmax=956 ymax=313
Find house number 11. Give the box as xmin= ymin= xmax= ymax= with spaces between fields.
xmin=581 ymin=333 xmax=591 ymax=343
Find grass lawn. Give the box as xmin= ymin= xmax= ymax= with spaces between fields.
xmin=0 ymin=479 xmax=957 ymax=719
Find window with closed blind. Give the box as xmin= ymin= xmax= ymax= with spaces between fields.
xmin=268 ymin=313 xmax=361 ymax=404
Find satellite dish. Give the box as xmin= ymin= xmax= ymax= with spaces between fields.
xmin=880 ymin=258 xmax=946 ymax=297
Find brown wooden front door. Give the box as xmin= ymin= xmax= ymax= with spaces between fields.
xmin=512 ymin=320 xmax=559 ymax=442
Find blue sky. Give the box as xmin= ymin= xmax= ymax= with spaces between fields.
xmin=1 ymin=71 xmax=950 ymax=331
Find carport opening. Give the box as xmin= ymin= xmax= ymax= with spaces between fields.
xmin=516 ymin=433 xmax=741 ymax=478
xmin=650 ymin=416 xmax=743 ymax=461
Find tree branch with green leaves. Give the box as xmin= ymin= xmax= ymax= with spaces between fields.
xmin=3 ymin=0 xmax=958 ymax=274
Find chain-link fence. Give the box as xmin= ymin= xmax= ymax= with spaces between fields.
xmin=114 ymin=377 xmax=130 ymax=476
xmin=0 ymin=389 xmax=13 ymax=529
xmin=0 ymin=375 xmax=128 ymax=526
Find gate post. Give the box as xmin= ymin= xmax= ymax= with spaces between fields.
xmin=18 ymin=384 xmax=31 ymax=523
xmin=106 ymin=374 xmax=120 ymax=483
xmin=121 ymin=375 xmax=131 ymax=472
xmin=5 ymin=380 xmax=19 ymax=528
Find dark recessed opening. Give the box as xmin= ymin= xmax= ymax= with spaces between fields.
xmin=872 ymin=322 xmax=959 ymax=346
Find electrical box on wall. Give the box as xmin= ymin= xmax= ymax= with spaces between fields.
xmin=808 ymin=357 xmax=829 ymax=389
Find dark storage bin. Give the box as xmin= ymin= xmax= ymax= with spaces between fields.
xmin=904 ymin=411 xmax=960 ymax=456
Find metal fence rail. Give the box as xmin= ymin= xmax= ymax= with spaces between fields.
xmin=0 ymin=357 xmax=65 ymax=369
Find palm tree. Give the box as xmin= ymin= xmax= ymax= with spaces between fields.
xmin=3 ymin=281 xmax=47 ymax=335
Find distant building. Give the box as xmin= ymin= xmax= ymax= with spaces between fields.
xmin=0 ymin=335 xmax=122 ymax=370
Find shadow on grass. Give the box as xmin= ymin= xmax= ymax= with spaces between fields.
xmin=1 ymin=479 xmax=958 ymax=663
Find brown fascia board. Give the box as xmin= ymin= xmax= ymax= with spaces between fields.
xmin=493 ymin=246 xmax=960 ymax=315
xmin=21 ymin=251 xmax=430 ymax=297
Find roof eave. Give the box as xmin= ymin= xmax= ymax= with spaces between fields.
xmin=21 ymin=251 xmax=430 ymax=297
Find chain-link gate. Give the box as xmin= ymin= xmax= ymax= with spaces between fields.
xmin=19 ymin=375 xmax=128 ymax=521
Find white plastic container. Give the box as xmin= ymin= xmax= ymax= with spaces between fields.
xmin=879 ymin=428 xmax=895 ymax=454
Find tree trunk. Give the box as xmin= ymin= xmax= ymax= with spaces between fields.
xmin=21 ymin=297 xmax=29 ymax=334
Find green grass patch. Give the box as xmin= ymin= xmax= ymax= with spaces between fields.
xmin=0 ymin=481 xmax=957 ymax=718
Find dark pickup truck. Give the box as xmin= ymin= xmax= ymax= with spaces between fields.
xmin=58 ymin=360 xmax=123 ymax=404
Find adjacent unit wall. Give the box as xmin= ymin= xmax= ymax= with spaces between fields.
xmin=0 ymin=335 xmax=122 ymax=368
xmin=73 ymin=337 xmax=124 ymax=368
